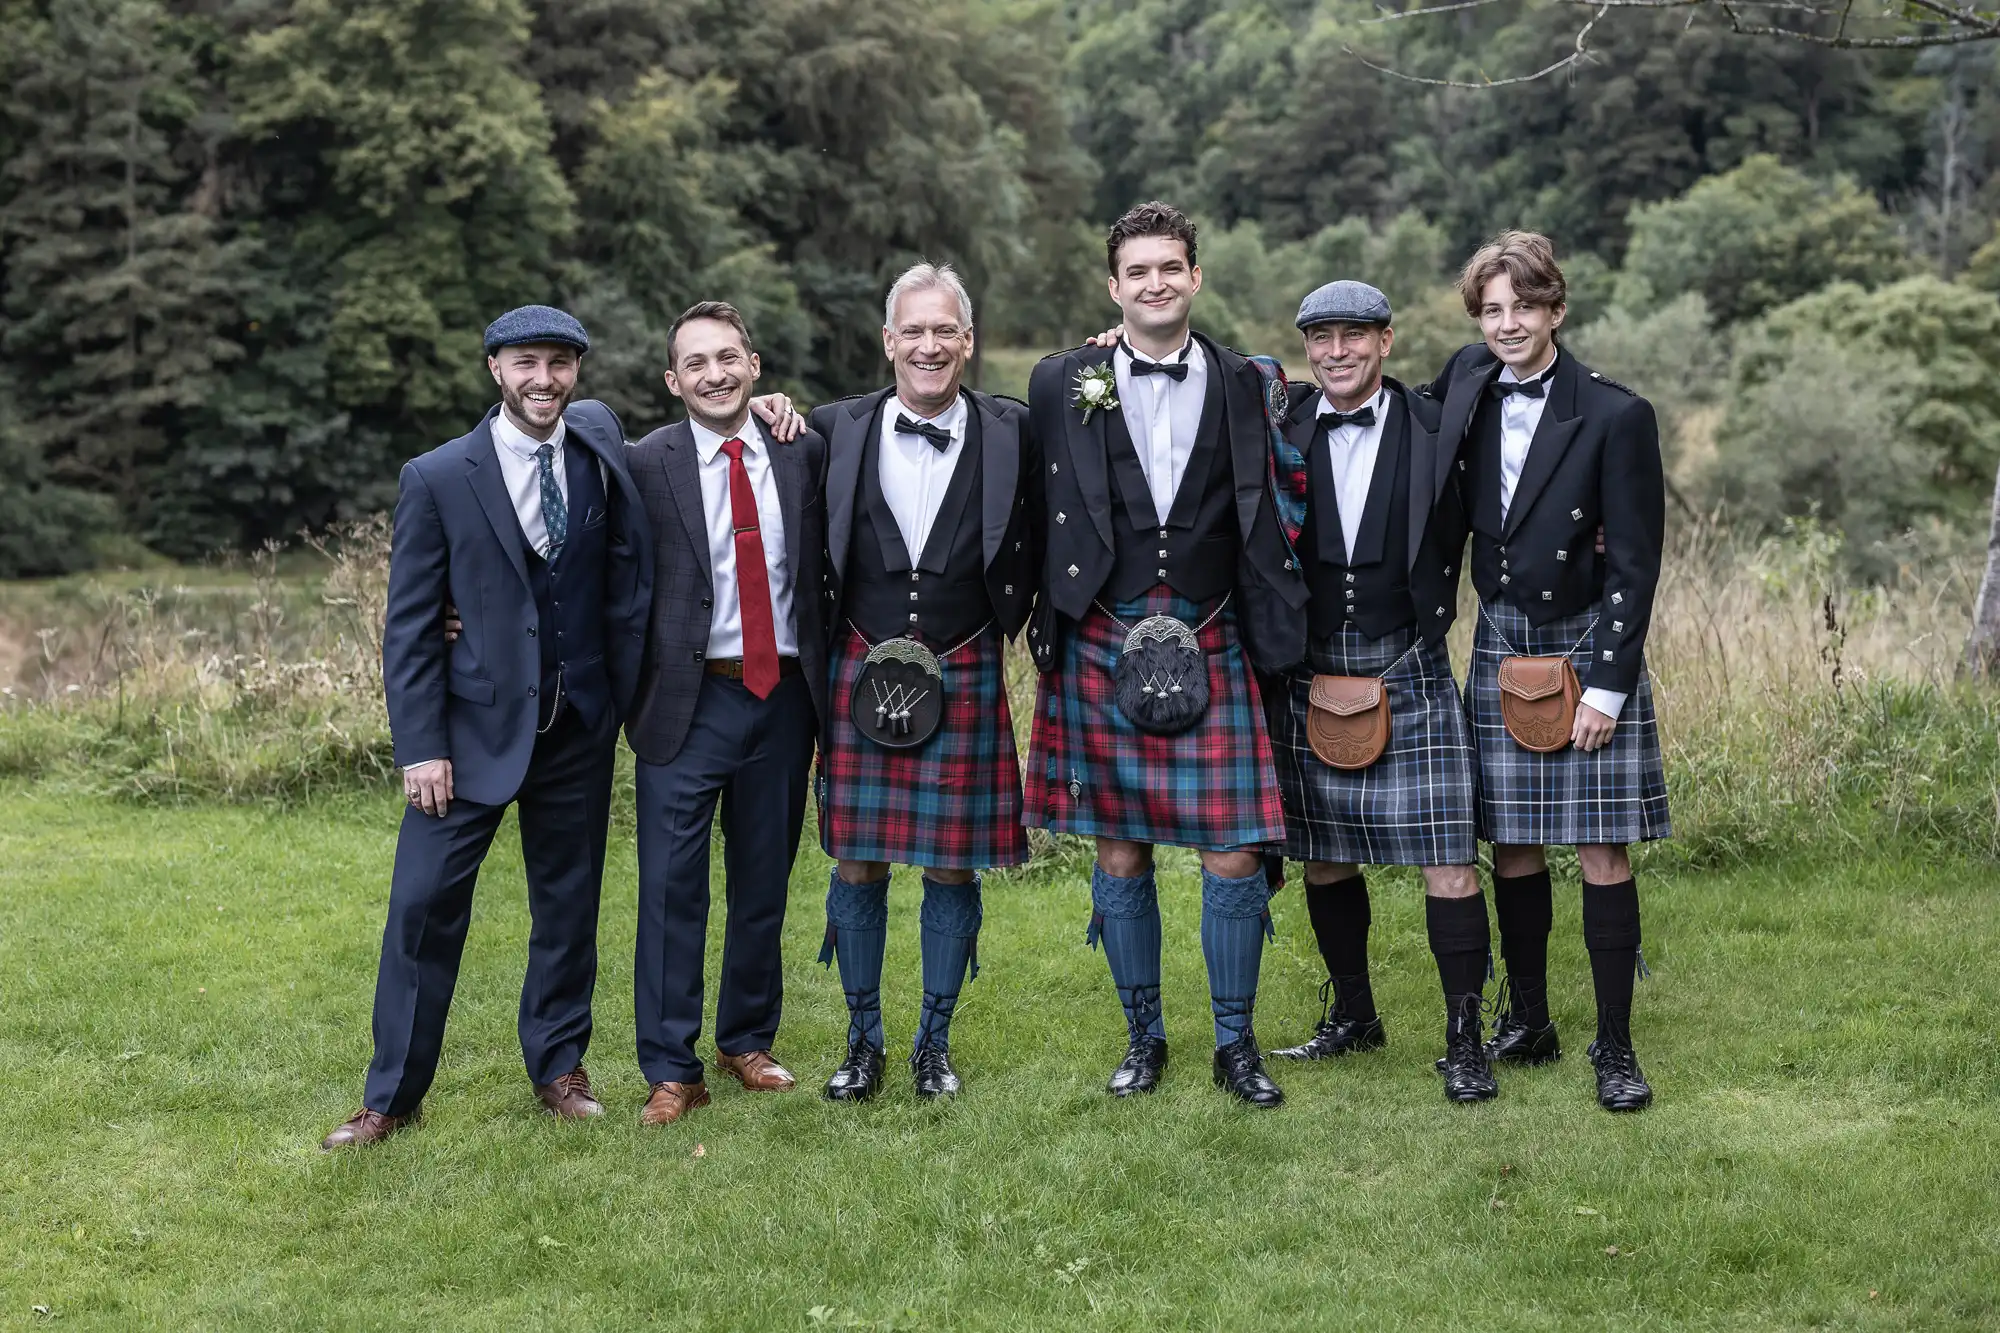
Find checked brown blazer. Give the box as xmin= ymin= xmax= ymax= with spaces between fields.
xmin=622 ymin=417 xmax=829 ymax=765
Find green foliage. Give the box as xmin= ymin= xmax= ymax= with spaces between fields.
xmin=1616 ymin=155 xmax=1919 ymax=324
xmin=1570 ymin=294 xmax=1725 ymax=472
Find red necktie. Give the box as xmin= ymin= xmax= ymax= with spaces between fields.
xmin=718 ymin=436 xmax=781 ymax=699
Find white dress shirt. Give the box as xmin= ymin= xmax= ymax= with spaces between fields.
xmin=490 ymin=407 xmax=569 ymax=558
xmin=688 ymin=416 xmax=799 ymax=659
xmin=1495 ymin=353 xmax=1625 ymax=723
xmin=1316 ymin=384 xmax=1390 ymax=560
xmin=1114 ymin=336 xmax=1210 ymax=523
xmin=878 ymin=394 xmax=968 ymax=560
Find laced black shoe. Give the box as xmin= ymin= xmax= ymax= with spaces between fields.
xmin=823 ymin=1042 xmax=885 ymax=1102
xmin=910 ymin=1045 xmax=961 ymax=1099
xmin=1588 ymin=1038 xmax=1653 ymax=1112
xmin=1211 ymin=1032 xmax=1284 ymax=1108
xmin=1439 ymin=998 xmax=1498 ymax=1103
xmin=1274 ymin=1013 xmax=1387 ymax=1061
xmin=1485 ymin=1009 xmax=1562 ymax=1065
xmin=1108 ymin=1035 xmax=1168 ymax=1096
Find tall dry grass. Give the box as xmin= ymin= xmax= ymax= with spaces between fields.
xmin=2 ymin=515 xmax=1994 ymax=857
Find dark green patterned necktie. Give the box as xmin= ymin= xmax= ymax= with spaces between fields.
xmin=534 ymin=442 xmax=568 ymax=560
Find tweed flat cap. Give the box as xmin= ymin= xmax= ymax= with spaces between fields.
xmin=1295 ymin=280 xmax=1392 ymax=330
xmin=483 ymin=305 xmax=590 ymax=356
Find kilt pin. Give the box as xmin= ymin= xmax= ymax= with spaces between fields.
xmin=819 ymin=622 xmax=1027 ymax=869
xmin=1024 ymin=588 xmax=1285 ymax=851
xmin=1466 ymin=599 xmax=1670 ymax=848
xmin=1269 ymin=626 xmax=1477 ymax=869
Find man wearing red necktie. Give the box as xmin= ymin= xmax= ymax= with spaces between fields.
xmin=624 ymin=301 xmax=829 ymax=1126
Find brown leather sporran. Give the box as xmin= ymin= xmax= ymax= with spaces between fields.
xmin=1495 ymin=655 xmax=1580 ymax=753
xmin=1306 ymin=675 xmax=1391 ymax=770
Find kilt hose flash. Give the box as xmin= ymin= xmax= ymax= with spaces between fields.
xmin=1268 ymin=622 xmax=1478 ymax=867
xmin=818 ymin=623 xmax=1028 ymax=870
xmin=1024 ymin=588 xmax=1285 ymax=851
xmin=1466 ymin=598 xmax=1671 ymax=847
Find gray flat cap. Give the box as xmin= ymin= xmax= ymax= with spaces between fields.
xmin=1295 ymin=280 xmax=1392 ymax=330
xmin=484 ymin=304 xmax=590 ymax=356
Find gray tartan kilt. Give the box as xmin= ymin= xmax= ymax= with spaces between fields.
xmin=1268 ymin=622 xmax=1478 ymax=866
xmin=1466 ymin=599 xmax=1671 ymax=847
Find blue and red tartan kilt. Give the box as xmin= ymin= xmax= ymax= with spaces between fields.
xmin=817 ymin=623 xmax=1028 ymax=870
xmin=1023 ymin=588 xmax=1286 ymax=851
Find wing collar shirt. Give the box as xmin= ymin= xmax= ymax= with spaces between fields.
xmin=490 ymin=406 xmax=569 ymax=558
xmin=1316 ymin=383 xmax=1391 ymax=560
xmin=878 ymin=393 xmax=969 ymax=560
xmin=1114 ymin=335 xmax=1208 ymax=524
xmin=1496 ymin=350 xmax=1625 ymax=723
xmin=688 ymin=415 xmax=799 ymax=659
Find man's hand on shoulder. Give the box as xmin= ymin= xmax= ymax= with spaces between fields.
xmin=751 ymin=393 xmax=803 ymax=443
xmin=404 ymin=759 xmax=454 ymax=818
xmin=1085 ymin=324 xmax=1125 ymax=349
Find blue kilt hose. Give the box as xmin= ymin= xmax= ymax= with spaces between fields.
xmin=1024 ymin=588 xmax=1286 ymax=851
xmin=1467 ymin=598 xmax=1671 ymax=847
xmin=1269 ymin=623 xmax=1478 ymax=867
xmin=818 ymin=624 xmax=1028 ymax=870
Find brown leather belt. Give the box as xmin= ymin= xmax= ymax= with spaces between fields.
xmin=704 ymin=655 xmax=803 ymax=680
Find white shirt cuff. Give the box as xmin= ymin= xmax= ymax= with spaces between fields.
xmin=1580 ymin=688 xmax=1627 ymax=724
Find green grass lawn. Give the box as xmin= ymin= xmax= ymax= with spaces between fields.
xmin=1 ymin=784 xmax=1996 ymax=1330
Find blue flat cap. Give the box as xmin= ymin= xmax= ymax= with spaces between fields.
xmin=483 ymin=305 xmax=590 ymax=356
xmin=1296 ymin=280 xmax=1392 ymax=330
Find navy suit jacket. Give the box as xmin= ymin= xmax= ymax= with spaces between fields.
xmin=382 ymin=400 xmax=654 ymax=806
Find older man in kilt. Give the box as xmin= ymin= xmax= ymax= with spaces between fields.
xmin=1026 ymin=202 xmax=1306 ymax=1107
xmin=1428 ymin=231 xmax=1670 ymax=1112
xmin=808 ymin=263 xmax=1041 ymax=1101
xmin=1256 ymin=282 xmax=1496 ymax=1103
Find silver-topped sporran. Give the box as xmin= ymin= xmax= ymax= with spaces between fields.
xmin=851 ymin=634 xmax=944 ymax=750
xmin=1110 ymin=609 xmax=1214 ymax=737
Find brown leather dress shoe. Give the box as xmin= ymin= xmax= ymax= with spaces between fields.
xmin=639 ymin=1080 xmax=710 ymax=1126
xmin=320 ymin=1107 xmax=414 ymax=1150
xmin=715 ymin=1049 xmax=796 ymax=1092
xmin=535 ymin=1065 xmax=605 ymax=1118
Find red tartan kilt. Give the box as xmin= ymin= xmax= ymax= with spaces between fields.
xmin=1023 ymin=590 xmax=1285 ymax=851
xmin=817 ymin=624 xmax=1028 ymax=869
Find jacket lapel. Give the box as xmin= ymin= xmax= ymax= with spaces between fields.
xmin=659 ymin=423 xmax=714 ymax=591
xmin=1437 ymin=349 xmax=1501 ymax=462
xmin=826 ymin=389 xmax=888 ymax=577
xmin=766 ymin=419 xmax=806 ymax=589
xmin=1198 ymin=335 xmax=1268 ymax=545
xmin=463 ymin=407 xmax=533 ymax=597
xmin=1063 ymin=347 xmax=1117 ymax=554
xmin=974 ymin=389 xmax=1017 ymax=569
xmin=1394 ymin=383 xmax=1438 ymax=573
xmin=1502 ymin=353 xmax=1584 ymax=540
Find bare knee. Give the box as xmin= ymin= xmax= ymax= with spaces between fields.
xmin=1096 ymin=839 xmax=1153 ymax=878
xmin=1201 ymin=850 xmax=1261 ymax=879
xmin=1492 ymin=844 xmax=1547 ymax=878
xmin=1422 ymin=864 xmax=1481 ymax=898
xmin=1577 ymin=844 xmax=1631 ymax=884
xmin=1304 ymin=861 xmax=1361 ymax=886
xmin=922 ymin=866 xmax=975 ymax=885
xmin=838 ymin=859 xmax=890 ymax=884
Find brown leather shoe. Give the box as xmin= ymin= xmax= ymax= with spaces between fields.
xmin=534 ymin=1065 xmax=605 ymax=1119
xmin=715 ymin=1049 xmax=796 ymax=1092
xmin=639 ymin=1080 xmax=710 ymax=1126
xmin=320 ymin=1107 xmax=414 ymax=1150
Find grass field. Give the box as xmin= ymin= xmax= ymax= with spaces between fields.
xmin=3 ymin=783 xmax=1997 ymax=1330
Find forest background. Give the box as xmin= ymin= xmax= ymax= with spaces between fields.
xmin=9 ymin=0 xmax=2000 ymax=593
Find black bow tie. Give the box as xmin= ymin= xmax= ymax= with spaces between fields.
xmin=1490 ymin=376 xmax=1548 ymax=400
xmin=895 ymin=414 xmax=954 ymax=452
xmin=1320 ymin=406 xmax=1376 ymax=431
xmin=1126 ymin=351 xmax=1190 ymax=382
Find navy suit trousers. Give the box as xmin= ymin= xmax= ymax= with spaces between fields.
xmin=633 ymin=672 xmax=816 ymax=1084
xmin=364 ymin=709 xmax=616 ymax=1115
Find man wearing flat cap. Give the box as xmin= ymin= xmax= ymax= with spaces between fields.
xmin=323 ymin=304 xmax=654 ymax=1148
xmin=1259 ymin=282 xmax=1493 ymax=1104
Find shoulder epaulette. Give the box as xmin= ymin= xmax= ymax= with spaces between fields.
xmin=1587 ymin=371 xmax=1636 ymax=396
xmin=982 ymin=392 xmax=1028 ymax=409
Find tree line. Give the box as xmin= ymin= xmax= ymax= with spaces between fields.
xmin=4 ymin=0 xmax=1999 ymax=580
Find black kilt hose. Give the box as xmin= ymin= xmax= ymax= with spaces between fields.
xmin=818 ymin=623 xmax=1028 ymax=870
xmin=1269 ymin=623 xmax=1477 ymax=867
xmin=1467 ymin=598 xmax=1671 ymax=847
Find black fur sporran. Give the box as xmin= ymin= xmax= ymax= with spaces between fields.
xmin=1113 ymin=615 xmax=1210 ymax=736
xmin=851 ymin=636 xmax=944 ymax=750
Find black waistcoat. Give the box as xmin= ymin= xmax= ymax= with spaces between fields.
xmin=521 ymin=439 xmax=611 ymax=730
xmin=1303 ymin=402 xmax=1416 ymax=642
xmin=1104 ymin=376 xmax=1236 ymax=603
xmin=1465 ymin=393 xmax=1520 ymax=611
xmin=844 ymin=404 xmax=989 ymax=645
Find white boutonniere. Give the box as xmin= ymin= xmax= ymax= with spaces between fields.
xmin=1073 ymin=364 xmax=1118 ymax=423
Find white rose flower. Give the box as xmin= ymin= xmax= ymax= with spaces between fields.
xmin=1081 ymin=377 xmax=1107 ymax=403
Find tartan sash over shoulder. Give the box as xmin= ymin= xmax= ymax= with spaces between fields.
xmin=1247 ymin=353 xmax=1308 ymax=553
